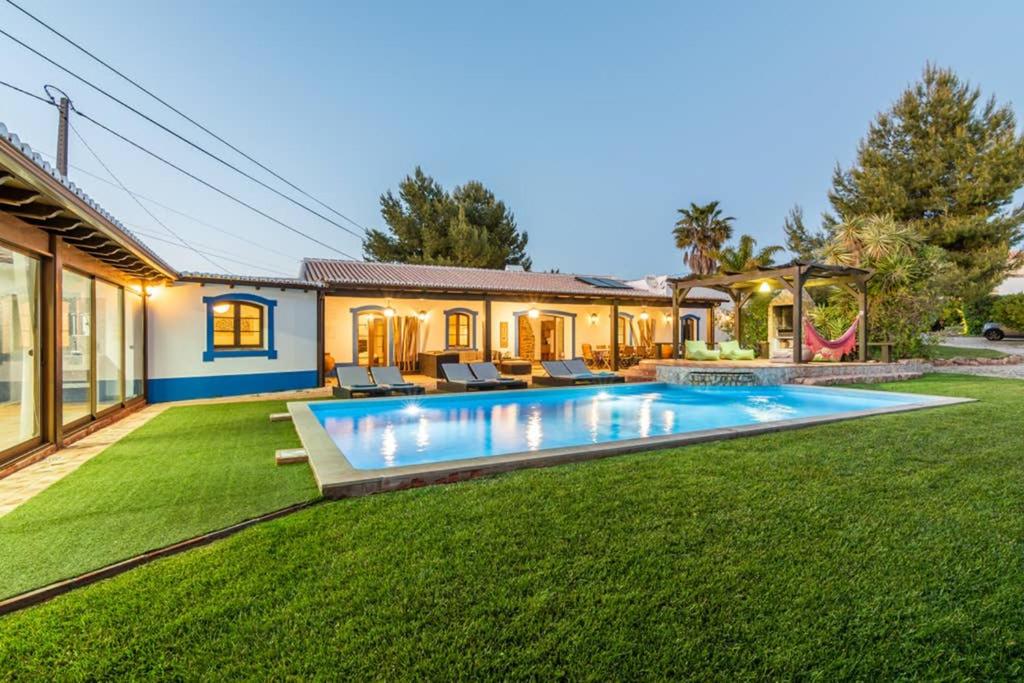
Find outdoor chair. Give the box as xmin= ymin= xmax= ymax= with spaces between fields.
xmin=718 ymin=340 xmax=756 ymax=361
xmin=437 ymin=363 xmax=500 ymax=392
xmin=533 ymin=360 xmax=589 ymax=386
xmin=684 ymin=340 xmax=721 ymax=361
xmin=582 ymin=343 xmax=606 ymax=369
xmin=563 ymin=358 xmax=624 ymax=384
xmin=334 ymin=365 xmax=390 ymax=399
xmin=469 ymin=362 xmax=528 ymax=389
xmin=370 ymin=366 xmax=426 ymax=395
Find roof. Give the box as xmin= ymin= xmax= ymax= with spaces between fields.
xmin=0 ymin=122 xmax=177 ymax=281
xmin=670 ymin=260 xmax=873 ymax=290
xmin=300 ymin=259 xmax=728 ymax=303
xmin=179 ymin=272 xmax=321 ymax=290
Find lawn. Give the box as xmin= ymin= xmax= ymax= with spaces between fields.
xmin=1 ymin=375 xmax=1023 ymax=679
xmin=0 ymin=400 xmax=319 ymax=599
xmin=926 ymin=343 xmax=1009 ymax=360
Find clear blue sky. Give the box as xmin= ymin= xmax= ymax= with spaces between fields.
xmin=2 ymin=0 xmax=1022 ymax=279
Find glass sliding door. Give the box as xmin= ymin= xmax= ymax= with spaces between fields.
xmin=0 ymin=245 xmax=40 ymax=454
xmin=124 ymin=289 xmax=144 ymax=400
xmin=62 ymin=270 xmax=93 ymax=425
xmin=95 ymin=279 xmax=123 ymax=411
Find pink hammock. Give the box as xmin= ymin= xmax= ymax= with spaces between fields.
xmin=803 ymin=313 xmax=862 ymax=361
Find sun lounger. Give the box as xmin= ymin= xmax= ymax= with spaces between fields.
xmin=437 ymin=363 xmax=500 ymax=392
xmin=563 ymin=358 xmax=625 ymax=384
xmin=533 ymin=360 xmax=613 ymax=386
xmin=333 ymin=365 xmax=390 ymax=398
xmin=370 ymin=366 xmax=426 ymax=395
xmin=684 ymin=340 xmax=721 ymax=361
xmin=469 ymin=362 xmax=528 ymax=389
xmin=717 ymin=339 xmax=756 ymax=361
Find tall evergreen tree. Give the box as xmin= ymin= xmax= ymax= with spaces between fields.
xmin=363 ymin=167 xmax=531 ymax=269
xmin=673 ymin=201 xmax=735 ymax=275
xmin=829 ymin=64 xmax=1024 ymax=302
xmin=782 ymin=205 xmax=826 ymax=261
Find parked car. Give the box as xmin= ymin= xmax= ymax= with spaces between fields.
xmin=983 ymin=321 xmax=1024 ymax=341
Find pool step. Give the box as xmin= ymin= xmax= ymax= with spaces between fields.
xmin=792 ymin=371 xmax=923 ymax=386
xmin=275 ymin=448 xmax=307 ymax=465
xmin=621 ymin=365 xmax=657 ymax=383
xmin=269 ymin=413 xmax=292 ymax=423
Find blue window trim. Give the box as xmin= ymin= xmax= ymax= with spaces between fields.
xmin=512 ymin=309 xmax=577 ymax=358
xmin=617 ymin=312 xmax=634 ymax=345
xmin=681 ymin=313 xmax=701 ymax=341
xmin=203 ymin=292 xmax=277 ymax=362
xmin=350 ymin=305 xmax=394 ymax=365
xmin=443 ymin=307 xmax=478 ymax=350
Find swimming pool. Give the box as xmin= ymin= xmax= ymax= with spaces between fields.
xmin=288 ymin=382 xmax=968 ymax=497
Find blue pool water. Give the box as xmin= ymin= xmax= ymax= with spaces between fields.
xmin=309 ymin=382 xmax=928 ymax=470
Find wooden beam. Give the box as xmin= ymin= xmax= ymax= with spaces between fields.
xmin=610 ymin=303 xmax=619 ymax=371
xmin=482 ymin=298 xmax=492 ymax=361
xmin=0 ymin=185 xmax=42 ymax=206
xmin=47 ymin=235 xmax=64 ymax=448
xmin=671 ymin=286 xmax=681 ymax=359
xmin=706 ymin=305 xmax=715 ymax=346
xmin=4 ymin=203 xmax=65 ymax=220
xmin=857 ymin=282 xmax=868 ymax=362
xmin=792 ymin=266 xmax=804 ymax=364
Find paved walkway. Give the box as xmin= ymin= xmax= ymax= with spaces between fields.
xmin=0 ymin=386 xmax=335 ymax=518
xmin=939 ymin=336 xmax=1024 ymax=356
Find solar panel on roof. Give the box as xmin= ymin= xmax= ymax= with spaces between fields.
xmin=575 ymin=276 xmax=632 ymax=289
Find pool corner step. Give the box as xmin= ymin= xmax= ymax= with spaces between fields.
xmin=275 ymin=448 xmax=307 ymax=465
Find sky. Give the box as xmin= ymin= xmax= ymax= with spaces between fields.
xmin=2 ymin=0 xmax=1023 ymax=280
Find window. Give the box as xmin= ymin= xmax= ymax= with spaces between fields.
xmin=213 ymin=301 xmax=264 ymax=349
xmin=62 ymin=270 xmax=92 ymax=426
xmin=447 ymin=312 xmax=471 ymax=348
xmin=95 ymin=279 xmax=123 ymax=411
xmin=0 ymin=245 xmax=40 ymax=453
xmin=124 ymin=289 xmax=144 ymax=400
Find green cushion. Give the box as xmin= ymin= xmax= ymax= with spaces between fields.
xmin=718 ymin=340 xmax=756 ymax=360
xmin=684 ymin=340 xmax=719 ymax=361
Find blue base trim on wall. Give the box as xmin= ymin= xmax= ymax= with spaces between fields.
xmin=147 ymin=370 xmax=318 ymax=403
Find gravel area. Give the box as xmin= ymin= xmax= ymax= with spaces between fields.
xmin=930 ymin=364 xmax=1024 ymax=380
xmin=939 ymin=336 xmax=1024 ymax=356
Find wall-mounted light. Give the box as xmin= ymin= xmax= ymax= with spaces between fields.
xmin=383 ymin=306 xmax=396 ymax=318
xmin=144 ymin=285 xmax=162 ymax=299
xmin=639 ymin=309 xmax=650 ymax=321
xmin=528 ymin=307 xmax=540 ymax=319
xmin=588 ymin=313 xmax=599 ymax=325
xmin=417 ymin=310 xmax=428 ymax=322
xmin=758 ymin=281 xmax=772 ymax=293
xmin=663 ymin=313 xmax=672 ymax=323
xmin=212 ymin=303 xmax=231 ymax=314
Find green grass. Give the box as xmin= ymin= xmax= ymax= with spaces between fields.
xmin=2 ymin=375 xmax=1024 ymax=679
xmin=925 ymin=344 xmax=1008 ymax=359
xmin=0 ymin=401 xmax=318 ymax=599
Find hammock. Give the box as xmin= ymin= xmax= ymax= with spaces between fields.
xmin=802 ymin=313 xmax=862 ymax=361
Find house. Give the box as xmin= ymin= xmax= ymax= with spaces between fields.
xmin=995 ymin=252 xmax=1023 ymax=295
xmin=0 ymin=120 xmax=726 ymax=471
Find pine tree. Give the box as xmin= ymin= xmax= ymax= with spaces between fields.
xmin=363 ymin=167 xmax=531 ymax=269
xmin=829 ymin=64 xmax=1024 ymax=302
xmin=782 ymin=205 xmax=826 ymax=261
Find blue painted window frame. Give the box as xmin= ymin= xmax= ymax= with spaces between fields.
xmin=681 ymin=313 xmax=701 ymax=341
xmin=512 ymin=309 xmax=577 ymax=358
xmin=443 ymin=307 xmax=478 ymax=350
xmin=203 ymin=292 xmax=278 ymax=362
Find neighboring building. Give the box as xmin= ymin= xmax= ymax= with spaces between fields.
xmin=0 ymin=121 xmax=727 ymax=469
xmin=995 ymin=252 xmax=1023 ymax=295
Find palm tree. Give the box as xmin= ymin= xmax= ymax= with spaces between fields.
xmin=714 ymin=234 xmax=784 ymax=273
xmin=673 ymin=201 xmax=735 ymax=275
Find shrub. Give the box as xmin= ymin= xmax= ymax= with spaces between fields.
xmin=992 ymin=294 xmax=1024 ymax=329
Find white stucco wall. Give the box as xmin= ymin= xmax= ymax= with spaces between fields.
xmin=995 ymin=274 xmax=1024 ymax=295
xmin=323 ymin=294 xmax=713 ymax=363
xmin=146 ymin=282 xmax=319 ymax=401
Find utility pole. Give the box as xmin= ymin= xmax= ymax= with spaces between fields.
xmin=55 ymin=96 xmax=69 ymax=176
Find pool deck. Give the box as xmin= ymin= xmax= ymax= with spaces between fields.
xmin=288 ymin=384 xmax=972 ymax=499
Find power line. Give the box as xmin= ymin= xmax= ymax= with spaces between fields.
xmin=0 ymin=77 xmax=52 ymax=105
xmin=37 ymin=150 xmax=307 ymax=263
xmin=68 ymin=120 xmax=231 ymax=273
xmin=0 ymin=23 xmax=369 ymax=243
xmin=129 ymin=229 xmax=294 ymax=277
xmin=5 ymin=0 xmax=370 ymax=235
xmin=72 ymin=108 xmax=362 ymax=260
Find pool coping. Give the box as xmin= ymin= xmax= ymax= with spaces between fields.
xmin=286 ymin=383 xmax=974 ymax=499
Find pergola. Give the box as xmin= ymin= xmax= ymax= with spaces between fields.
xmin=668 ymin=261 xmax=873 ymax=364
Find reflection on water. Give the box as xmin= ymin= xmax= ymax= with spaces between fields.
xmin=742 ymin=395 xmax=798 ymax=423
xmin=315 ymin=384 xmax=911 ymax=469
xmin=525 ymin=406 xmax=543 ymax=451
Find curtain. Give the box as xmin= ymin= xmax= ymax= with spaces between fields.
xmin=393 ymin=316 xmax=420 ymax=372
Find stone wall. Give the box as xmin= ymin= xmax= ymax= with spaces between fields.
xmin=655 ymin=360 xmax=932 ymax=386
